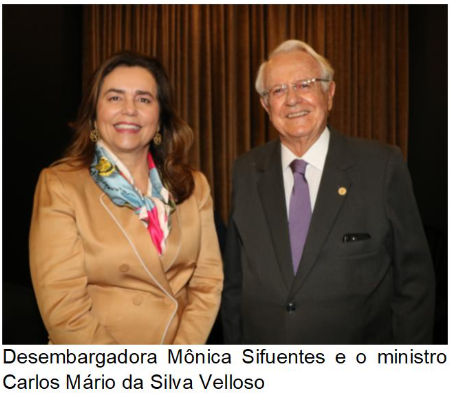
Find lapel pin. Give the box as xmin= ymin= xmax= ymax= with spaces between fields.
xmin=338 ymin=187 xmax=347 ymax=196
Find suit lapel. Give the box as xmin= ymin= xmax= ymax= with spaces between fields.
xmin=161 ymin=207 xmax=181 ymax=272
xmin=290 ymin=130 xmax=355 ymax=295
xmin=98 ymin=190 xmax=174 ymax=296
xmin=257 ymin=141 xmax=295 ymax=288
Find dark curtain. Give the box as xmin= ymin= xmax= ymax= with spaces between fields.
xmin=83 ymin=4 xmax=409 ymax=221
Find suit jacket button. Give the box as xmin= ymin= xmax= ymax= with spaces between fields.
xmin=286 ymin=303 xmax=296 ymax=313
xmin=132 ymin=295 xmax=144 ymax=305
xmin=119 ymin=264 xmax=130 ymax=272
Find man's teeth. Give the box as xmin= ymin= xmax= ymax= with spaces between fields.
xmin=287 ymin=111 xmax=309 ymax=119
xmin=115 ymin=124 xmax=140 ymax=130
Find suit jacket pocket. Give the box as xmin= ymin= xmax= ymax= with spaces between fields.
xmin=338 ymin=237 xmax=380 ymax=258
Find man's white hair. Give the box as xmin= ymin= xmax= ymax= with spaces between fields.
xmin=255 ymin=39 xmax=335 ymax=97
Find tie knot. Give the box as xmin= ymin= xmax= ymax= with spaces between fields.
xmin=290 ymin=159 xmax=307 ymax=175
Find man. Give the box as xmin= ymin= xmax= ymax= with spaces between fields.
xmin=222 ymin=40 xmax=435 ymax=344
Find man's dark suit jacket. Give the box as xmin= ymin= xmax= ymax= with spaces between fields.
xmin=222 ymin=128 xmax=435 ymax=344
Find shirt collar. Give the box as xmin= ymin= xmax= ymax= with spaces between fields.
xmin=281 ymin=127 xmax=330 ymax=172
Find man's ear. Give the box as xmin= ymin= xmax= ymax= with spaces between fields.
xmin=260 ymin=96 xmax=271 ymax=116
xmin=327 ymin=81 xmax=336 ymax=111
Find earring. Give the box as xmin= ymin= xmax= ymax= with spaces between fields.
xmin=153 ymin=130 xmax=162 ymax=146
xmin=90 ymin=128 xmax=100 ymax=143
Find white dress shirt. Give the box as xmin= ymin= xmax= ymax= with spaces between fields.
xmin=281 ymin=127 xmax=330 ymax=218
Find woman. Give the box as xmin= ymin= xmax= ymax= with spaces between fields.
xmin=29 ymin=52 xmax=223 ymax=344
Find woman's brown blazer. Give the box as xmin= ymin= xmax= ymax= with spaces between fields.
xmin=29 ymin=163 xmax=223 ymax=344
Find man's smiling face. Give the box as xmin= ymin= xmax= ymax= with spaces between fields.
xmin=261 ymin=51 xmax=335 ymax=154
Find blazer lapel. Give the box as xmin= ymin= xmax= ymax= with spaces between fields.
xmin=160 ymin=207 xmax=181 ymax=272
xmin=98 ymin=191 xmax=174 ymax=296
xmin=290 ymin=130 xmax=355 ymax=295
xmin=257 ymin=140 xmax=295 ymax=288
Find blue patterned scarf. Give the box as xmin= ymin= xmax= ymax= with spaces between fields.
xmin=90 ymin=141 xmax=175 ymax=255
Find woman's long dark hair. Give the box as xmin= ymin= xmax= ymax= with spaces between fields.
xmin=57 ymin=51 xmax=194 ymax=203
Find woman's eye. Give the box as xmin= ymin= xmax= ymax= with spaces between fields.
xmin=108 ymin=96 xmax=120 ymax=101
xmin=139 ymin=97 xmax=151 ymax=104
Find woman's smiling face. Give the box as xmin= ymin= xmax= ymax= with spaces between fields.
xmin=95 ymin=66 xmax=160 ymax=158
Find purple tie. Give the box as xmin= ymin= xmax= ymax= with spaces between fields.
xmin=289 ymin=159 xmax=312 ymax=274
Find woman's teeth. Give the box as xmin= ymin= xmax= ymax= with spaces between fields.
xmin=115 ymin=124 xmax=140 ymax=130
